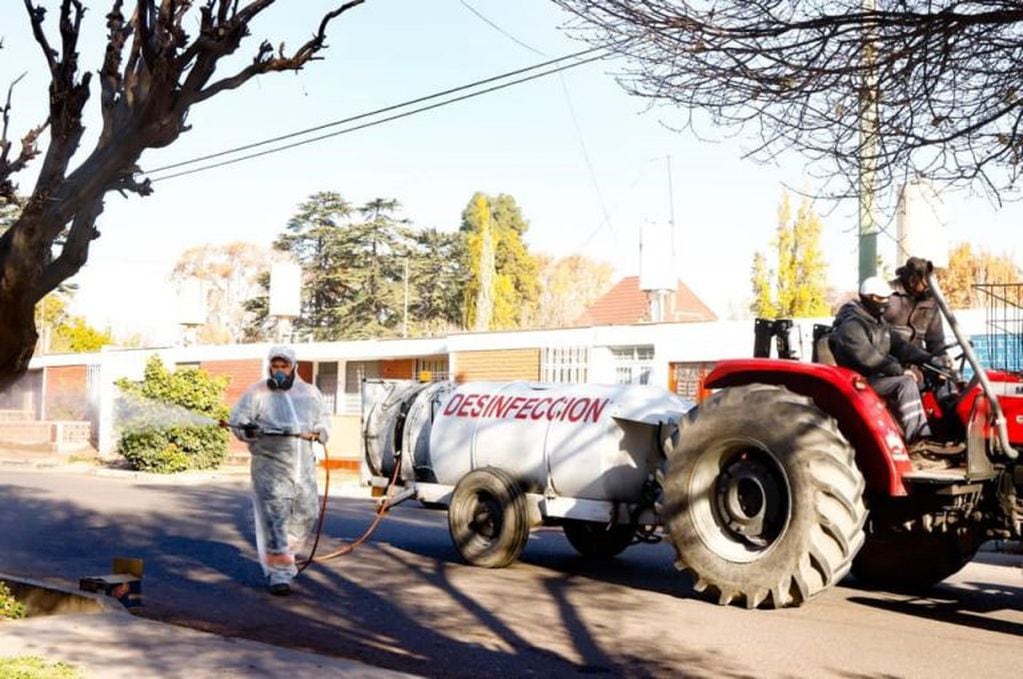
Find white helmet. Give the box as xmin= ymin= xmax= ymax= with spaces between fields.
xmin=859 ymin=276 xmax=893 ymax=299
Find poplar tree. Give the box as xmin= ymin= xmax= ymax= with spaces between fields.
xmin=750 ymin=192 xmax=830 ymax=318
xmin=461 ymin=192 xmax=539 ymax=330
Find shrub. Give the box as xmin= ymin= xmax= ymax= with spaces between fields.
xmin=116 ymin=356 xmax=231 ymax=473
xmin=0 ymin=656 xmax=80 ymax=678
xmin=0 ymin=581 xmax=26 ymax=621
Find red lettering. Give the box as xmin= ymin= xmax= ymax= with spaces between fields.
xmin=457 ymin=394 xmax=477 ymax=417
xmin=586 ymin=398 xmax=610 ymax=423
xmin=484 ymin=395 xmax=505 ymax=418
xmin=548 ymin=397 xmax=567 ymax=420
xmin=503 ymin=396 xmax=526 ymax=419
xmin=516 ymin=398 xmax=538 ymax=419
xmin=443 ymin=394 xmax=464 ymax=416
xmin=531 ymin=397 xmax=552 ymax=420
xmin=472 ymin=394 xmax=490 ymax=417
xmin=567 ymin=398 xmax=591 ymax=422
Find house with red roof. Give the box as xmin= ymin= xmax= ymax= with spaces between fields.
xmin=576 ymin=276 xmax=717 ymax=326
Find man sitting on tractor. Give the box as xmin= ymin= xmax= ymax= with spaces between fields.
xmin=885 ymin=256 xmax=946 ymax=354
xmin=831 ymin=276 xmax=948 ymax=449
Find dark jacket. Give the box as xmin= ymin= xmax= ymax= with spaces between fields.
xmin=884 ymin=279 xmax=945 ymax=353
xmin=831 ymin=299 xmax=931 ymax=377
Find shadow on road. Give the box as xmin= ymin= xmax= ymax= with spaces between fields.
xmin=845 ymin=577 xmax=1023 ymax=638
xmin=0 ymin=478 xmax=749 ymax=678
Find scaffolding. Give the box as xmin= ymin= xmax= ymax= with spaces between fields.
xmin=976 ymin=283 xmax=1023 ymax=373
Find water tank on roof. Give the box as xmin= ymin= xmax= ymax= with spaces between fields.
xmin=269 ymin=262 xmax=302 ymax=318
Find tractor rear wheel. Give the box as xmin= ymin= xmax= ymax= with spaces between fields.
xmin=448 ymin=467 xmax=530 ymax=568
xmin=851 ymin=527 xmax=983 ymax=590
xmin=563 ymin=521 xmax=635 ymax=558
xmin=663 ymin=384 xmax=867 ymax=608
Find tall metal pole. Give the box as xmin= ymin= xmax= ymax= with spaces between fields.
xmin=666 ymin=154 xmax=677 ymax=265
xmin=402 ymin=257 xmax=409 ymax=338
xmin=858 ymin=0 xmax=879 ymax=283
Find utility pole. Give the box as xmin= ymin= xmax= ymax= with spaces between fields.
xmin=402 ymin=257 xmax=409 ymax=338
xmin=858 ymin=0 xmax=879 ymax=283
xmin=666 ymin=154 xmax=677 ymax=266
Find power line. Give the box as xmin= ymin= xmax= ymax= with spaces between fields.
xmin=458 ymin=1 xmax=617 ymax=242
xmin=148 ymin=52 xmax=607 ymax=183
xmin=144 ymin=46 xmax=604 ymax=177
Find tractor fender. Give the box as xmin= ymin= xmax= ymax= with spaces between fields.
xmin=702 ymin=359 xmax=911 ymax=497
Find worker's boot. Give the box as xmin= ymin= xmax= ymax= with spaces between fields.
xmin=908 ymin=439 xmax=965 ymax=470
xmin=268 ymin=572 xmax=292 ymax=596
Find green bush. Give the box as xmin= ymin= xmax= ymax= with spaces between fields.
xmin=116 ymin=356 xmax=231 ymax=473
xmin=0 ymin=581 xmax=26 ymax=621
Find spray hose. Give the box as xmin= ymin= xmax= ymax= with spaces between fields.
xmin=219 ymin=420 xmax=401 ymax=572
xmin=297 ymin=443 xmax=403 ymax=573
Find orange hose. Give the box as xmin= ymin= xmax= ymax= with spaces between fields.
xmin=298 ymin=445 xmax=403 ymax=572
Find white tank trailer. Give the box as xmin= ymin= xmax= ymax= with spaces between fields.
xmin=362 ymin=379 xmax=692 ymax=568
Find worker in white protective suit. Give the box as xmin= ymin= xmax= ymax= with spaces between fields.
xmin=227 ymin=346 xmax=330 ymax=595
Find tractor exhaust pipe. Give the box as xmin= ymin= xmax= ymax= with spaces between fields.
xmin=927 ymin=269 xmax=1018 ymax=460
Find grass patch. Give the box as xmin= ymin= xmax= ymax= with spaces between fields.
xmin=0 ymin=656 xmax=80 ymax=678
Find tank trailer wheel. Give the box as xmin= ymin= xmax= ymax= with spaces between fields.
xmin=448 ymin=467 xmax=530 ymax=568
xmin=563 ymin=520 xmax=635 ymax=558
xmin=663 ymin=384 xmax=867 ymax=609
xmin=851 ymin=527 xmax=983 ymax=591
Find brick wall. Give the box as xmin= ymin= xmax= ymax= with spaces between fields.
xmin=453 ymin=349 xmax=540 ymax=382
xmin=45 ymin=365 xmax=88 ymax=420
xmin=200 ymin=359 xmax=263 ymax=456
xmin=200 ymin=359 xmax=263 ymax=408
xmin=380 ymin=359 xmax=415 ymax=380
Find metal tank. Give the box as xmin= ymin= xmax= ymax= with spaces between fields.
xmin=363 ymin=380 xmax=691 ymax=503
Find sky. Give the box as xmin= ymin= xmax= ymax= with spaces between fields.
xmin=1 ymin=0 xmax=1020 ymax=345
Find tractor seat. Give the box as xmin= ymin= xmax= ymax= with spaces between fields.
xmin=813 ymin=332 xmax=838 ymax=366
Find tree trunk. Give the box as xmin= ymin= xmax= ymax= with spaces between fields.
xmin=0 ymin=289 xmax=39 ymax=393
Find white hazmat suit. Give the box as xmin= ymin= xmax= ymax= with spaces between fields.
xmin=229 ymin=347 xmax=330 ymax=589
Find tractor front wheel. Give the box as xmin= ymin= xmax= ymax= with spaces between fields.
xmin=662 ymin=384 xmax=867 ymax=608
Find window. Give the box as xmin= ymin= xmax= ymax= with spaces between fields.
xmin=415 ymin=357 xmax=449 ymax=382
xmin=316 ymin=362 xmax=338 ymax=414
xmin=541 ymin=346 xmax=589 ymax=384
xmin=611 ymin=345 xmax=654 ymax=385
xmin=343 ymin=361 xmax=379 ymax=413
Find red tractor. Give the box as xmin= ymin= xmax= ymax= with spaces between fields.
xmin=664 ymin=276 xmax=1023 ymax=608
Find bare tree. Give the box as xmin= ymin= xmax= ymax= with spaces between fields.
xmin=0 ymin=0 xmax=365 ymax=390
xmin=554 ymin=1 xmax=1023 ymax=200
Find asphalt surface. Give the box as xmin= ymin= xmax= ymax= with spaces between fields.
xmin=2 ymin=467 xmax=1022 ymax=677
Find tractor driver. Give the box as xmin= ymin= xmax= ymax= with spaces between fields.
xmin=831 ymin=277 xmax=947 ymax=448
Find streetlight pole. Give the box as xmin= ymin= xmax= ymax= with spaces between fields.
xmin=858 ymin=0 xmax=879 ymax=283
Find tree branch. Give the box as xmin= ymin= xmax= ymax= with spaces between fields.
xmin=35 ymin=196 xmax=105 ymax=298
xmin=0 ymin=74 xmax=47 ymax=201
xmin=193 ymin=0 xmax=365 ymax=103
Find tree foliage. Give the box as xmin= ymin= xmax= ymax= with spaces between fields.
xmin=555 ymin=1 xmax=1023 ymax=200
xmin=171 ymin=242 xmax=279 ymax=344
xmin=750 ymin=193 xmax=830 ymax=318
xmin=0 ymin=1 xmax=366 ymax=391
xmin=535 ymin=254 xmax=613 ymax=328
xmin=461 ymin=192 xmax=539 ymax=330
xmin=246 ymin=192 xmax=467 ymax=340
xmin=115 ymin=356 xmax=230 ymax=473
xmin=34 ymin=290 xmax=119 ymax=353
xmin=406 ymin=227 xmax=467 ymax=335
xmin=937 ymin=243 xmax=1023 ymax=309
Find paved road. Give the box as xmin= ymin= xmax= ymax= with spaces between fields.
xmin=2 ymin=468 xmax=1022 ymax=677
